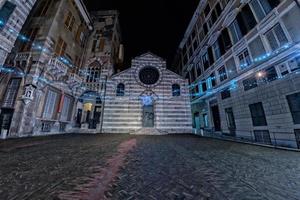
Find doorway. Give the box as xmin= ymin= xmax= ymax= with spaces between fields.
xmin=194 ymin=112 xmax=201 ymax=130
xmin=211 ymin=105 xmax=221 ymax=131
xmin=225 ymin=107 xmax=236 ymax=136
xmin=143 ymin=104 xmax=154 ymax=127
xmin=0 ymin=108 xmax=14 ymax=136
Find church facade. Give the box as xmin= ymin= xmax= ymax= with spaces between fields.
xmin=102 ymin=53 xmax=193 ymax=134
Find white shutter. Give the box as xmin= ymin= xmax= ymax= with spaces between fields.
xmin=43 ymin=90 xmax=57 ymax=119
xmin=60 ymin=96 xmax=71 ymax=121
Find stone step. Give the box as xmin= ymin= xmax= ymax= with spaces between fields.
xmin=130 ymin=128 xmax=168 ymax=135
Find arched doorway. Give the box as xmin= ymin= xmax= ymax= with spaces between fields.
xmin=78 ymin=91 xmax=102 ymax=129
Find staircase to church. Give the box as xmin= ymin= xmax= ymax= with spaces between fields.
xmin=131 ymin=128 xmax=168 ymax=135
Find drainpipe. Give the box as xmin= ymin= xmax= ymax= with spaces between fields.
xmin=99 ymin=75 xmax=107 ymax=134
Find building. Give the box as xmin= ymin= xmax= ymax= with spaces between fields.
xmin=0 ymin=0 xmax=92 ymax=137
xmin=0 ymin=0 xmax=191 ymax=138
xmin=76 ymin=10 xmax=123 ymax=131
xmin=0 ymin=0 xmax=37 ymax=66
xmin=174 ymin=0 xmax=300 ymax=148
xmin=102 ymin=52 xmax=192 ymax=134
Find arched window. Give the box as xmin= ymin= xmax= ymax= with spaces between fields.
xmin=172 ymin=84 xmax=181 ymax=96
xmin=116 ymin=83 xmax=125 ymax=96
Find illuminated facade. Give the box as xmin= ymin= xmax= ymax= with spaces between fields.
xmin=102 ymin=52 xmax=192 ymax=134
xmin=0 ymin=0 xmax=92 ymax=137
xmin=0 ymin=0 xmax=37 ymax=66
xmin=174 ymin=0 xmax=300 ymax=148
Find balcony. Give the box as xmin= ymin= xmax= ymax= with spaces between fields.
xmin=67 ymin=73 xmax=83 ymax=89
xmin=47 ymin=57 xmax=69 ymax=79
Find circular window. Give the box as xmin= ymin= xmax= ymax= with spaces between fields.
xmin=139 ymin=66 xmax=160 ymax=85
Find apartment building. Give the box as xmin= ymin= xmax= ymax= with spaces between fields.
xmin=76 ymin=10 xmax=123 ymax=132
xmin=0 ymin=0 xmax=92 ymax=137
xmin=0 ymin=0 xmax=37 ymax=66
xmin=174 ymin=0 xmax=300 ymax=148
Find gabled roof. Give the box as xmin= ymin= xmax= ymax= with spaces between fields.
xmin=133 ymin=52 xmax=166 ymax=62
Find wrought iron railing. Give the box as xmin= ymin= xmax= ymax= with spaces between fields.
xmin=198 ymin=129 xmax=300 ymax=150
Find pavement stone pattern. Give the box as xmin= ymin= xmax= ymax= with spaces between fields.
xmin=0 ymin=134 xmax=300 ymax=200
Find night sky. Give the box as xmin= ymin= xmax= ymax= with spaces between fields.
xmin=83 ymin=0 xmax=199 ymax=69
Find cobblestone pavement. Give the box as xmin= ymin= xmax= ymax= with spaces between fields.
xmin=0 ymin=134 xmax=300 ymax=200
xmin=110 ymin=135 xmax=300 ymax=200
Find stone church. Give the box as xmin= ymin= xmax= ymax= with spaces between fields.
xmin=101 ymin=52 xmax=193 ymax=134
xmin=0 ymin=0 xmax=192 ymax=138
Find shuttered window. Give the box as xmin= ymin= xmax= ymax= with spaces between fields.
xmin=265 ymin=24 xmax=288 ymax=51
xmin=228 ymin=19 xmax=243 ymax=44
xmin=43 ymin=90 xmax=58 ymax=119
xmin=60 ymin=96 xmax=72 ymax=121
xmin=2 ymin=79 xmax=21 ymax=108
xmin=55 ymin=37 xmax=67 ymax=56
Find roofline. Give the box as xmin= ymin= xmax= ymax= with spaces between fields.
xmin=74 ymin=0 xmax=93 ymax=30
xmin=178 ymin=0 xmax=206 ymax=49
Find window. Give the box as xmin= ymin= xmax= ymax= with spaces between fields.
xmin=221 ymin=88 xmax=231 ymax=100
xmin=218 ymin=29 xmax=232 ymax=55
xmin=277 ymin=63 xmax=289 ymax=77
xmin=196 ymin=62 xmax=202 ymax=77
xmin=238 ymin=49 xmax=252 ymax=69
xmin=202 ymin=81 xmax=207 ymax=92
xmin=189 ymin=67 xmax=196 ymax=83
xmin=236 ymin=5 xmax=257 ymax=36
xmin=250 ymin=0 xmax=280 ymax=21
xmin=218 ymin=66 xmax=227 ymax=82
xmin=55 ymin=37 xmax=67 ymax=56
xmin=204 ymin=4 xmax=211 ymax=17
xmin=249 ymin=102 xmax=267 ymax=126
xmin=116 ymin=83 xmax=125 ymax=96
xmin=202 ymin=52 xmax=210 ymax=71
xmin=288 ymin=56 xmax=300 ymax=72
xmin=249 ymin=36 xmax=266 ymax=59
xmin=21 ymin=28 xmax=39 ymax=52
xmin=60 ymin=96 xmax=73 ymax=122
xmin=213 ymin=41 xmax=221 ymax=61
xmin=287 ymin=92 xmax=300 ymax=124
xmin=208 ymin=47 xmax=214 ymax=65
xmin=172 ymin=84 xmax=181 ymax=96
xmin=209 ymin=73 xmax=216 ymax=88
xmin=225 ymin=107 xmax=236 ymax=131
xmin=264 ymin=66 xmax=278 ymax=82
xmin=254 ymin=130 xmax=272 ymax=144
xmin=228 ymin=19 xmax=243 ymax=44
xmin=43 ymin=90 xmax=58 ymax=119
xmin=64 ymin=11 xmax=75 ymax=31
xmin=265 ymin=24 xmax=288 ymax=51
xmin=2 ymin=79 xmax=21 ymax=108
xmin=0 ymin=1 xmax=16 ymax=27
xmin=243 ymin=76 xmax=258 ymax=91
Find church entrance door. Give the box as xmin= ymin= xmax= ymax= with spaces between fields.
xmin=142 ymin=105 xmax=154 ymax=127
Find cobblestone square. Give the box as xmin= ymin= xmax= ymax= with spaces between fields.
xmin=0 ymin=134 xmax=300 ymax=200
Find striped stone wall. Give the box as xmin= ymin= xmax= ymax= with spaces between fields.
xmin=102 ymin=53 xmax=193 ymax=134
